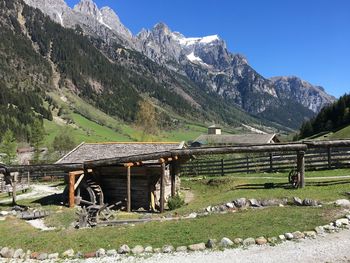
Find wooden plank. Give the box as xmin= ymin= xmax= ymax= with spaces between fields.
xmin=160 ymin=162 xmax=165 ymax=213
xmin=170 ymin=161 xmax=177 ymax=197
xmin=68 ymin=172 xmax=75 ymax=208
xmin=127 ymin=166 xmax=131 ymax=212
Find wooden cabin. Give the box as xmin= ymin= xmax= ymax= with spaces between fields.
xmin=56 ymin=142 xmax=185 ymax=212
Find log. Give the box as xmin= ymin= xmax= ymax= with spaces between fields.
xmin=68 ymin=172 xmax=76 ymax=208
xmin=304 ymin=140 xmax=350 ymax=148
xmin=160 ymin=162 xmax=165 ymax=213
xmin=127 ymin=166 xmax=131 ymax=212
xmin=6 ymin=163 xmax=83 ymax=173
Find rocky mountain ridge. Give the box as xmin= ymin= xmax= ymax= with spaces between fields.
xmin=21 ymin=0 xmax=336 ymax=128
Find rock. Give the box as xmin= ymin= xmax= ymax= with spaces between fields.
xmin=335 ymin=199 xmax=350 ymax=208
xmin=315 ymin=226 xmax=325 ymax=234
xmin=303 ymin=199 xmax=319 ymax=206
xmin=162 ymin=245 xmax=174 ymax=253
xmin=323 ymin=225 xmax=336 ymax=233
xmin=267 ymin=237 xmax=278 ymax=243
xmin=303 ymin=231 xmax=317 ymax=238
xmin=188 ymin=212 xmax=197 ymax=219
xmin=0 ymin=217 xmax=5 ymax=221
xmin=346 ymin=214 xmax=350 ymax=220
xmin=219 ymin=205 xmax=227 ymax=212
xmin=118 ymin=244 xmax=130 ymax=254
xmin=84 ymin=252 xmax=96 ymax=258
xmin=226 ymin=202 xmax=235 ymax=209
xmin=0 ymin=211 xmax=9 ymax=216
xmin=335 ymin=218 xmax=349 ymax=226
xmin=205 ymin=239 xmax=217 ymax=248
xmin=106 ymin=249 xmax=117 ymax=257
xmin=30 ymin=252 xmax=40 ymax=259
xmin=255 ymin=237 xmax=267 ymax=245
xmin=206 ymin=206 xmax=212 ymax=212
xmin=13 ymin=249 xmax=24 ymax=259
xmin=25 ymin=250 xmax=31 ymax=260
xmin=292 ymin=231 xmax=305 ymax=239
xmin=96 ymin=248 xmax=106 ymax=257
xmin=0 ymin=247 xmax=14 ymax=258
xmin=278 ymin=235 xmax=286 ymax=241
xmin=37 ymin=253 xmax=48 ymax=260
xmin=261 ymin=199 xmax=286 ymax=207
xmin=48 ymin=253 xmax=59 ymax=259
xmin=153 ymin=248 xmax=161 ymax=253
xmin=176 ymin=246 xmax=187 ymax=252
xmin=233 ymin=198 xmax=247 ymax=208
xmin=249 ymin=199 xmax=261 ymax=207
xmin=243 ymin=238 xmax=256 ymax=246
xmin=293 ymin=197 xmax=303 ymax=206
xmin=188 ymin=243 xmax=206 ymax=251
xmin=62 ymin=249 xmax=75 ymax=258
xmin=219 ymin=237 xmax=234 ymax=247
xmin=131 ymin=245 xmax=144 ymax=254
xmin=233 ymin=238 xmax=243 ymax=245
xmin=144 ymin=246 xmax=153 ymax=253
xmin=284 ymin=233 xmax=294 ymax=240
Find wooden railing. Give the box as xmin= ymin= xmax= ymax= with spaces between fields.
xmin=180 ymin=146 xmax=350 ymax=177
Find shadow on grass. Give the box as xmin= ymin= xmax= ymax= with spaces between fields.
xmin=31 ymin=193 xmax=64 ymax=206
xmin=233 ymin=179 xmax=350 ymax=190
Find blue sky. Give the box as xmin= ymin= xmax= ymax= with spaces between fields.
xmin=66 ymin=0 xmax=350 ymax=98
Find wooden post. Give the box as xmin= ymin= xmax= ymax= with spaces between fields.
xmin=170 ymin=161 xmax=176 ymax=197
xmin=160 ymin=162 xmax=165 ymax=213
xmin=221 ymin=159 xmax=224 ymax=176
xmin=12 ymin=173 xmax=17 ymax=205
xmin=327 ymin=146 xmax=332 ymax=169
xmin=68 ymin=172 xmax=75 ymax=208
xmin=127 ymin=165 xmax=131 ymax=212
xmin=297 ymin=151 xmax=305 ymax=188
xmin=269 ymin=153 xmax=273 ymax=172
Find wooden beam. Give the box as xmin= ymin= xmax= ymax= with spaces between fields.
xmin=6 ymin=163 xmax=84 ymax=173
xmin=304 ymin=140 xmax=350 ymax=148
xmin=159 ymin=158 xmax=166 ymax=163
xmin=160 ymin=162 xmax=165 ymax=213
xmin=170 ymin=161 xmax=177 ymax=197
xmin=297 ymin=151 xmax=305 ymax=188
xmin=127 ymin=166 xmax=131 ymax=212
xmin=12 ymin=173 xmax=17 ymax=205
xmin=124 ymin=163 xmax=134 ymax=167
xmin=68 ymin=171 xmax=76 ymax=208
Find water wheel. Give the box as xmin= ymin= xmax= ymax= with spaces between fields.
xmin=288 ymin=169 xmax=301 ymax=188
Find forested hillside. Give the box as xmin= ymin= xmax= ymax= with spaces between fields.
xmin=298 ymin=94 xmax=348 ymax=139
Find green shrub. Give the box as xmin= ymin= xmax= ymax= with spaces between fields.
xmin=167 ymin=193 xmax=185 ymax=210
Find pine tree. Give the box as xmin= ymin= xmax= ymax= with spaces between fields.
xmin=0 ymin=129 xmax=17 ymax=164
xmin=30 ymin=119 xmax=45 ymax=164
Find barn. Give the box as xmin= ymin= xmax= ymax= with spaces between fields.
xmin=56 ymin=142 xmax=185 ymax=212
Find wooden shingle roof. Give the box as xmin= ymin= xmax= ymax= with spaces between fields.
xmin=56 ymin=142 xmax=184 ymax=164
xmin=193 ymin=134 xmax=279 ymax=146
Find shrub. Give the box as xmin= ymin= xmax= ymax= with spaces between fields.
xmin=167 ymin=193 xmax=185 ymax=210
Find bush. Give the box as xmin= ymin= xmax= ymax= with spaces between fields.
xmin=167 ymin=193 xmax=185 ymax=210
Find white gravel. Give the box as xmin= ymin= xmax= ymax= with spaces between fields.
xmin=26 ymin=219 xmax=56 ymax=231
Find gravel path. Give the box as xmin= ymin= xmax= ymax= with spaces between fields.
xmin=81 ymin=229 xmax=350 ymax=263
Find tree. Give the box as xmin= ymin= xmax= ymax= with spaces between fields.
xmin=135 ymin=99 xmax=158 ymax=141
xmin=52 ymin=130 xmax=76 ymax=156
xmin=0 ymin=129 xmax=17 ymax=164
xmin=30 ymin=119 xmax=45 ymax=164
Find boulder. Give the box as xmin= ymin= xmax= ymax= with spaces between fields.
xmin=233 ymin=238 xmax=243 ymax=245
xmin=1 ymin=247 xmax=14 ymax=258
xmin=162 ymin=245 xmax=174 ymax=253
xmin=315 ymin=226 xmax=325 ymax=234
xmin=219 ymin=237 xmax=234 ymax=247
xmin=206 ymin=206 xmax=212 ymax=212
xmin=48 ymin=253 xmax=59 ymax=259
xmin=323 ymin=225 xmax=336 ymax=233
xmin=242 ymin=238 xmax=256 ymax=246
xmin=249 ymin=199 xmax=261 ymax=207
xmin=255 ymin=237 xmax=267 ymax=245
xmin=261 ymin=199 xmax=285 ymax=207
xmin=293 ymin=197 xmax=303 ymax=206
xmin=13 ymin=249 xmax=24 ymax=259
xmin=118 ymin=245 xmax=130 ymax=254
xmin=233 ymin=198 xmax=247 ymax=208
xmin=303 ymin=231 xmax=317 ymax=238
xmin=176 ymin=246 xmax=187 ymax=252
xmin=284 ymin=233 xmax=293 ymax=240
xmin=30 ymin=252 xmax=40 ymax=259
xmin=335 ymin=199 xmax=350 ymax=208
xmin=292 ymin=231 xmax=305 ymax=239
xmin=205 ymin=239 xmax=217 ymax=248
xmin=278 ymin=235 xmax=286 ymax=241
xmin=335 ymin=218 xmax=349 ymax=226
xmin=37 ymin=253 xmax=48 ymax=261
xmin=96 ymin=248 xmax=106 ymax=257
xmin=187 ymin=213 xmax=197 ymax=219
xmin=153 ymin=248 xmax=161 ymax=253
xmin=219 ymin=205 xmax=227 ymax=212
xmin=188 ymin=243 xmax=206 ymax=251
xmin=226 ymin=202 xmax=235 ymax=209
xmin=62 ymin=249 xmax=75 ymax=258
xmin=131 ymin=245 xmax=144 ymax=254
xmin=303 ymin=199 xmax=319 ymax=206
xmin=267 ymin=237 xmax=278 ymax=243
xmin=144 ymin=246 xmax=153 ymax=253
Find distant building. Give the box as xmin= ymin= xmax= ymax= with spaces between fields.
xmin=208 ymin=125 xmax=222 ymax=135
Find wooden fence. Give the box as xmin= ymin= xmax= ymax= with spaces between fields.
xmin=180 ymin=146 xmax=350 ymax=177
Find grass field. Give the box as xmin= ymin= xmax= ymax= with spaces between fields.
xmin=0 ymin=169 xmax=349 ymax=254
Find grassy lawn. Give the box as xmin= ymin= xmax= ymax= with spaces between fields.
xmin=0 ymin=169 xmax=349 ymax=254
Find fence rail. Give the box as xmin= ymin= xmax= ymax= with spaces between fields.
xmin=180 ymin=146 xmax=350 ymax=177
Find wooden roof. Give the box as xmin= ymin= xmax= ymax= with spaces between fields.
xmin=56 ymin=142 xmax=184 ymax=164
xmin=193 ymin=134 xmax=279 ymax=146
